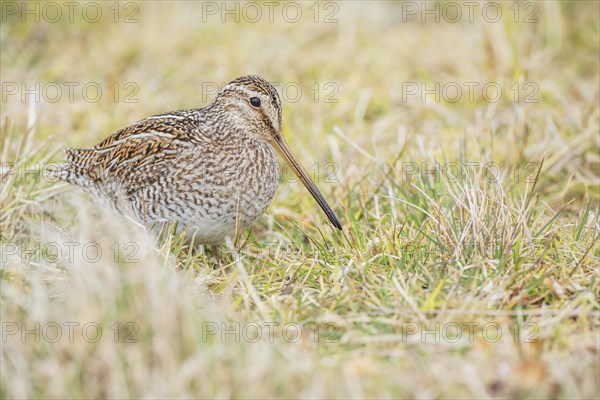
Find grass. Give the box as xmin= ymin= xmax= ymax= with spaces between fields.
xmin=1 ymin=1 xmax=599 ymax=398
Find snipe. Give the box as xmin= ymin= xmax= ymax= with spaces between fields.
xmin=51 ymin=75 xmax=342 ymax=243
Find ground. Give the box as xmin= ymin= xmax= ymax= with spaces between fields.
xmin=1 ymin=1 xmax=599 ymax=398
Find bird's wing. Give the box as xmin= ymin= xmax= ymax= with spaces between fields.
xmin=65 ymin=110 xmax=209 ymax=191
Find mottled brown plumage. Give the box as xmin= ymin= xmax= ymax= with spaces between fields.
xmin=51 ymin=75 xmax=341 ymax=243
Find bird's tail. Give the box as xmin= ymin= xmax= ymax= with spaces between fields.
xmin=45 ymin=162 xmax=94 ymax=188
xmin=45 ymin=162 xmax=72 ymax=182
xmin=45 ymin=148 xmax=95 ymax=188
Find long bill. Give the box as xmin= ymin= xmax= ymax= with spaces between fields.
xmin=272 ymin=135 xmax=342 ymax=230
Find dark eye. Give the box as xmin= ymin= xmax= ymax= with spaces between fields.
xmin=249 ymin=97 xmax=261 ymax=108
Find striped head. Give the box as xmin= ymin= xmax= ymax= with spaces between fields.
xmin=215 ymin=75 xmax=282 ymax=143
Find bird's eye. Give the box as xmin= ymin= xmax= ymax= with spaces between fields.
xmin=249 ymin=97 xmax=261 ymax=108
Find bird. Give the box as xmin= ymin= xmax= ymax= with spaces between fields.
xmin=50 ymin=75 xmax=342 ymax=244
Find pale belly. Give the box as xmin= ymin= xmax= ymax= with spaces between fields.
xmin=144 ymin=185 xmax=278 ymax=244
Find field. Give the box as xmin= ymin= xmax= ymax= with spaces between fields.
xmin=1 ymin=1 xmax=599 ymax=398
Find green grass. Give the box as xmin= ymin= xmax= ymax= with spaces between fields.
xmin=1 ymin=1 xmax=599 ymax=398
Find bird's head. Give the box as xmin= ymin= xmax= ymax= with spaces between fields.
xmin=215 ymin=75 xmax=282 ymax=142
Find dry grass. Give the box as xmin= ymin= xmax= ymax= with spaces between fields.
xmin=1 ymin=1 xmax=599 ymax=398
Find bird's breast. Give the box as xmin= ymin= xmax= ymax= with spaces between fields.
xmin=127 ymin=137 xmax=280 ymax=243
xmin=230 ymin=141 xmax=280 ymax=223
xmin=176 ymin=139 xmax=279 ymax=223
